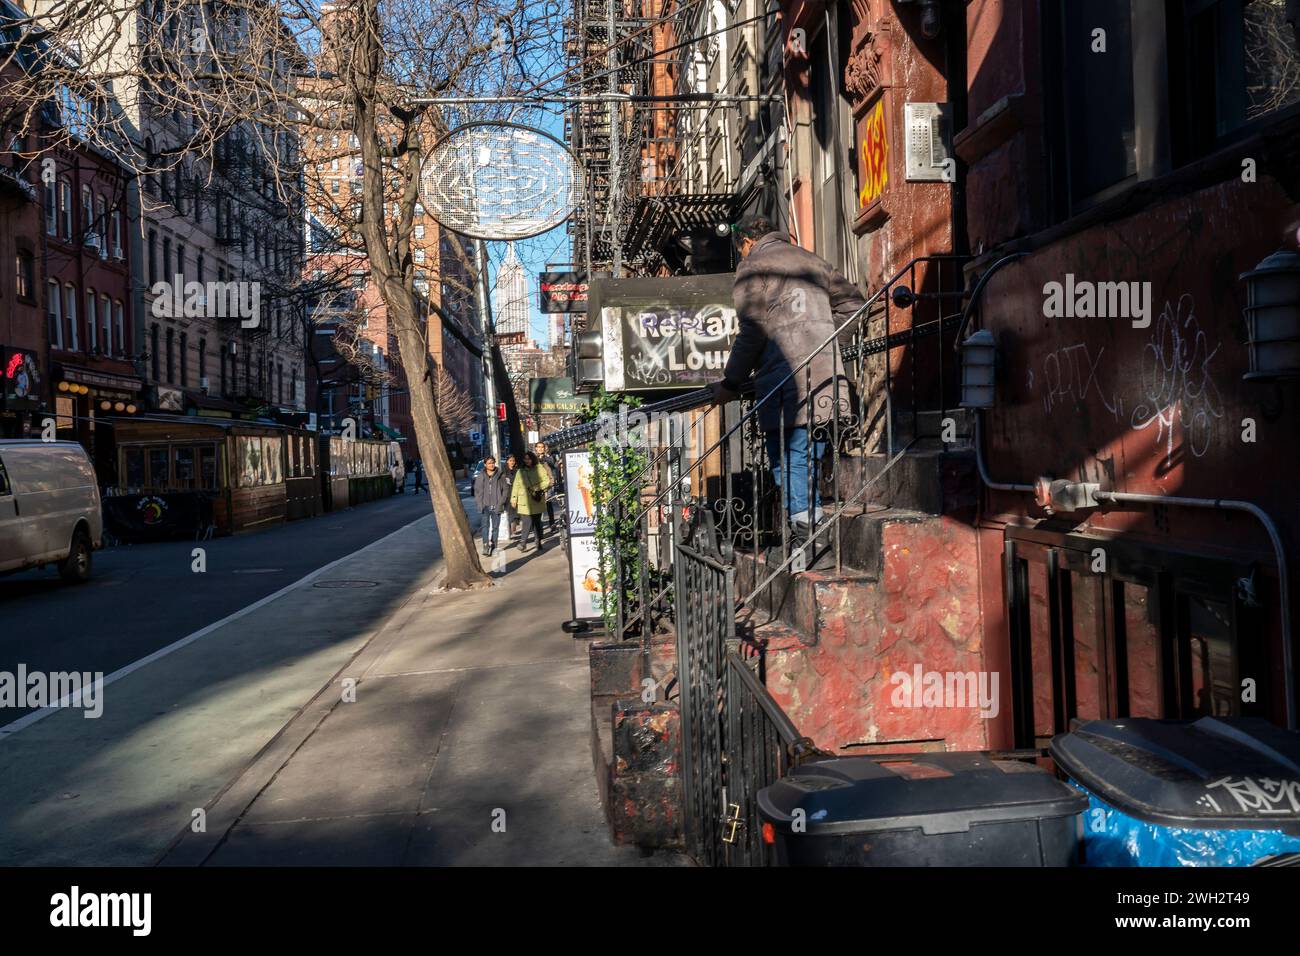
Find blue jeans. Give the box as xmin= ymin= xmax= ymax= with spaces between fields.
xmin=764 ymin=427 xmax=826 ymax=525
xmin=481 ymin=508 xmax=500 ymax=549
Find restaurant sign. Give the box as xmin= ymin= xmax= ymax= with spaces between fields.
xmin=1 ymin=347 xmax=41 ymax=411
xmin=539 ymin=271 xmax=589 ymax=313
xmin=589 ymin=274 xmax=738 ymax=393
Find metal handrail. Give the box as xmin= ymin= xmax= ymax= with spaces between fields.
xmin=592 ymin=254 xmax=967 ymax=516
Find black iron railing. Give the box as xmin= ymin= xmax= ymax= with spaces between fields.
xmin=720 ymin=649 xmax=826 ymax=866
xmin=554 ymin=254 xmax=969 ymax=865
xmin=671 ymin=534 xmax=733 ymax=867
xmin=554 ymin=255 xmax=967 ymax=643
xmin=672 ymin=515 xmax=828 ymax=867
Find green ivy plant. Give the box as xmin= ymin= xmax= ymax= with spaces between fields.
xmin=580 ymin=389 xmax=647 ymax=634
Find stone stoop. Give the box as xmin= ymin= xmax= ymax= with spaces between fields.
xmin=735 ymin=442 xmax=991 ymax=757
xmin=588 ymin=636 xmax=684 ymax=850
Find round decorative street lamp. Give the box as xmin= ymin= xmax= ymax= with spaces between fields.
xmin=419 ymin=121 xmax=585 ymax=241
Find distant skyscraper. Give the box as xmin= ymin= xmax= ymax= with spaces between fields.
xmin=494 ymin=243 xmax=529 ymax=348
xmin=550 ymin=312 xmax=567 ymax=351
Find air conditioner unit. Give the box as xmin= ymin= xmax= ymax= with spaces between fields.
xmin=84 ymin=233 xmax=101 ymax=251
xmin=229 ymin=342 xmax=238 ymax=355
xmin=200 ymin=376 xmax=210 ymax=393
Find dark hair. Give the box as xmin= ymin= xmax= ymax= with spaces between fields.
xmin=484 ymin=456 xmax=496 ymax=463
xmin=733 ymin=215 xmax=774 ymax=244
xmin=522 ymin=451 xmax=538 ymax=467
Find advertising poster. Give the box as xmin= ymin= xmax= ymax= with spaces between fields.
xmin=569 ymin=534 xmax=604 ymax=620
xmin=564 ymin=450 xmax=596 ymax=536
xmin=564 ymin=449 xmax=602 ymax=626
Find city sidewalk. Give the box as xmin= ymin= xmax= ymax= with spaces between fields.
xmin=162 ymin=522 xmax=687 ymax=867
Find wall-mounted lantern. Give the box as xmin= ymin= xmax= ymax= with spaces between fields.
xmin=1241 ymin=248 xmax=1300 ymax=381
xmin=960 ymin=329 xmax=997 ymax=408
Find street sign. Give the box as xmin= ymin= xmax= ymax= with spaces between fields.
xmin=470 ymin=430 xmax=482 ymax=445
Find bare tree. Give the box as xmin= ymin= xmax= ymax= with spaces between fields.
xmin=3 ymin=0 xmax=565 ymax=589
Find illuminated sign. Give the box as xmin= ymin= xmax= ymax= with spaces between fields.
xmin=859 ymin=98 xmax=889 ymax=208
xmin=0 ymin=347 xmax=40 ymax=411
xmin=539 ymin=271 xmax=589 ymax=313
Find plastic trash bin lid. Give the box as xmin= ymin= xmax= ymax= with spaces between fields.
xmin=756 ymin=751 xmax=1086 ymax=836
xmin=1050 ymin=717 xmax=1300 ymax=832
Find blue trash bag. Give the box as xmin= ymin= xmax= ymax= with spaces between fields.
xmin=1074 ymin=783 xmax=1300 ymax=867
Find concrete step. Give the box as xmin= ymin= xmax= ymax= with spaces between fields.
xmin=734 ymin=545 xmax=877 ymax=647
xmin=826 ymin=447 xmax=978 ymax=517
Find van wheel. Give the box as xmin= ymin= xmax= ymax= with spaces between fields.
xmin=58 ymin=529 xmax=92 ymax=583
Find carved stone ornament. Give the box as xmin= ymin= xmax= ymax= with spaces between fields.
xmin=844 ymin=31 xmax=885 ymax=105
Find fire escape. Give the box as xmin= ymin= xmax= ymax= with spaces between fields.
xmin=566 ymin=0 xmax=772 ymax=279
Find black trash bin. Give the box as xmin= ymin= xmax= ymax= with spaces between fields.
xmin=1050 ymin=717 xmax=1300 ymax=866
xmin=757 ymin=752 xmax=1087 ymax=866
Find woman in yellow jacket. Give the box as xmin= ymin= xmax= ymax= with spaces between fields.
xmin=510 ymin=451 xmax=553 ymax=552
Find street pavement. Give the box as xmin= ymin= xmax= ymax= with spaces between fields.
xmin=161 ymin=529 xmax=686 ymax=866
xmin=0 ymin=484 xmax=685 ymax=866
xmin=0 ymin=485 xmax=448 ymax=713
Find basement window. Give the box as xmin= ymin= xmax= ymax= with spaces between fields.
xmin=1004 ymin=528 xmax=1266 ymax=747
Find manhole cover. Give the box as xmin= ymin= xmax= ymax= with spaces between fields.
xmin=313 ymin=580 xmax=379 ymax=589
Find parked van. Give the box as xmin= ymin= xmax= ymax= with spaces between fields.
xmin=0 ymin=440 xmax=103 ymax=582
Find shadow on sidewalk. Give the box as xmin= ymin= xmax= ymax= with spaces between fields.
xmin=166 ymin=544 xmax=689 ymax=867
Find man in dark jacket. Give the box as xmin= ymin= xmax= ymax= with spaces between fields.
xmin=472 ymin=456 xmax=510 ymax=556
xmin=712 ymin=215 xmax=865 ymax=552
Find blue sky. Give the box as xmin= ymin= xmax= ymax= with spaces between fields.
xmin=481 ymin=104 xmax=574 ymax=349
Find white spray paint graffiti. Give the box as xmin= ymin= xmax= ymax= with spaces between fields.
xmin=1201 ymin=776 xmax=1300 ymax=815
xmin=1029 ymin=294 xmax=1224 ymax=463
xmin=1040 ymin=340 xmax=1123 ymax=420
xmin=622 ymin=304 xmax=736 ymax=388
xmin=1130 ymin=294 xmax=1223 ymax=460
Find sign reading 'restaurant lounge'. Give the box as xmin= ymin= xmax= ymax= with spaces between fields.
xmin=587 ymin=274 xmax=738 ymax=394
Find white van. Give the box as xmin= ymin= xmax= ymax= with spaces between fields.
xmin=0 ymin=440 xmax=103 ymax=582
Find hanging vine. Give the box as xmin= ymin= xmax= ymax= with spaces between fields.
xmin=580 ymin=389 xmax=646 ymax=633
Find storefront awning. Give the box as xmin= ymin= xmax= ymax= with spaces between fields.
xmin=57 ymin=364 xmax=144 ymax=393
xmin=373 ymin=421 xmax=405 ymax=441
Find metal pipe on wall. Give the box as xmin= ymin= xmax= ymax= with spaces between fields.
xmin=972 ymin=409 xmax=1295 ymax=729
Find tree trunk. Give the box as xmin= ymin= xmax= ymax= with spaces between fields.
xmin=394 ymin=321 xmax=489 ymax=590
xmin=351 ymin=0 xmax=490 ymax=590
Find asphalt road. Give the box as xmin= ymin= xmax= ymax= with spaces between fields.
xmin=0 ymin=485 xmax=462 ymax=724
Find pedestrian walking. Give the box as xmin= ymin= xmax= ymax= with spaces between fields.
xmin=510 ymin=451 xmax=552 ymax=553
xmin=502 ymin=453 xmax=520 ymax=538
xmin=534 ymin=441 xmax=561 ymax=535
xmin=472 ymin=456 xmax=510 ymax=556
xmin=712 ymin=215 xmax=865 ymax=566
xmin=412 ymin=458 xmax=424 ymax=493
